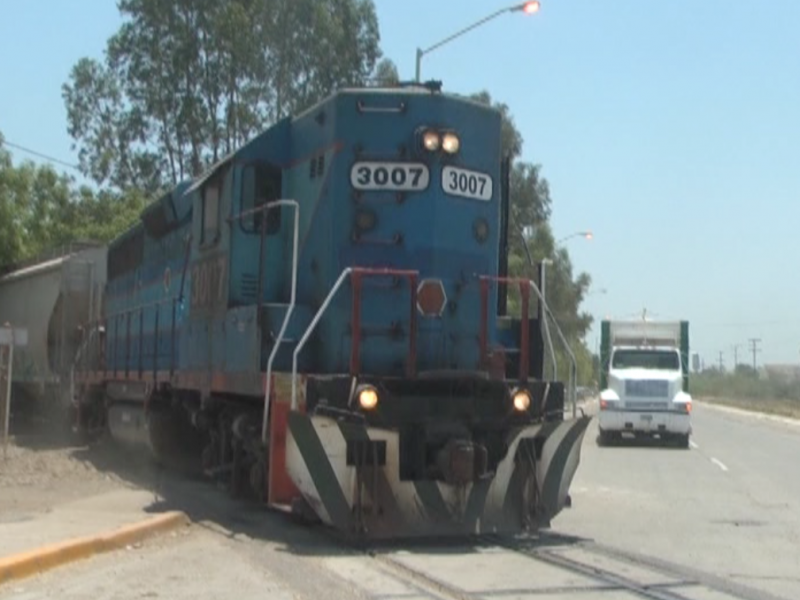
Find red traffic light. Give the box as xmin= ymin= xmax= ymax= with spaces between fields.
xmin=522 ymin=1 xmax=540 ymax=13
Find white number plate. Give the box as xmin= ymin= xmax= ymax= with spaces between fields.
xmin=442 ymin=166 xmax=493 ymax=201
xmin=350 ymin=162 xmax=430 ymax=192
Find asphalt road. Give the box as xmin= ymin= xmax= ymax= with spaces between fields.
xmin=3 ymin=400 xmax=800 ymax=600
xmin=555 ymin=400 xmax=800 ymax=600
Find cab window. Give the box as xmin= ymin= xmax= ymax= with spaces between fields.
xmin=241 ymin=163 xmax=282 ymax=235
xmin=201 ymin=170 xmax=225 ymax=245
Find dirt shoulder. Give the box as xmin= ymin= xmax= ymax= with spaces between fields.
xmin=0 ymin=436 xmax=129 ymax=516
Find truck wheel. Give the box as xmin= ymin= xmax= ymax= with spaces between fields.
xmin=598 ymin=430 xmax=614 ymax=447
xmin=676 ymin=434 xmax=690 ymax=449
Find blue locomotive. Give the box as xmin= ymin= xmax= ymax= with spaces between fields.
xmin=73 ymin=82 xmax=591 ymax=539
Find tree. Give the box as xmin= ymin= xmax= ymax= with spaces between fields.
xmin=0 ymin=134 xmax=74 ymax=267
xmin=62 ymin=0 xmax=385 ymax=193
xmin=372 ymin=58 xmax=400 ymax=86
xmin=469 ymin=92 xmax=594 ymax=385
xmin=0 ymin=133 xmax=146 ymax=271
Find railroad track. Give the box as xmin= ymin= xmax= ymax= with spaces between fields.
xmin=144 ymin=474 xmax=786 ymax=600
xmin=356 ymin=532 xmax=789 ymax=600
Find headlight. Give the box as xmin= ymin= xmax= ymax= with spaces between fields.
xmin=442 ymin=133 xmax=460 ymax=154
xmin=356 ymin=384 xmax=379 ymax=410
xmin=421 ymin=130 xmax=440 ymax=152
xmin=511 ymin=388 xmax=531 ymax=412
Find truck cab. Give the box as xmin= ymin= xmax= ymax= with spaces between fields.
xmin=598 ymin=319 xmax=692 ymax=447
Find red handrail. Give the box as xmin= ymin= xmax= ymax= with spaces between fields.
xmin=479 ymin=275 xmax=533 ymax=382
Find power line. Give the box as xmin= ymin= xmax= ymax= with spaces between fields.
xmin=1 ymin=139 xmax=81 ymax=171
xmin=748 ymin=338 xmax=761 ymax=370
xmin=731 ymin=344 xmax=741 ymax=368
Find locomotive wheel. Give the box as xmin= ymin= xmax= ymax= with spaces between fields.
xmin=147 ymin=404 xmax=206 ymax=475
xmin=249 ymin=459 xmax=267 ymax=503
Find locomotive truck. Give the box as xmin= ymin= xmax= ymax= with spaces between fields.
xmin=4 ymin=81 xmax=592 ymax=539
xmin=598 ymin=318 xmax=691 ymax=447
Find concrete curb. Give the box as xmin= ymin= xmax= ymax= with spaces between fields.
xmin=0 ymin=511 xmax=190 ymax=586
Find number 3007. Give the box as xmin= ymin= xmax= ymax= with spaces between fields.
xmin=442 ymin=166 xmax=493 ymax=201
xmin=350 ymin=161 xmax=430 ymax=192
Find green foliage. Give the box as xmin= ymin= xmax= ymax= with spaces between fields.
xmin=66 ymin=187 xmax=148 ymax=245
xmin=0 ymin=134 xmax=145 ymax=270
xmin=0 ymin=137 xmax=74 ymax=266
xmin=372 ymin=58 xmax=400 ymax=86
xmin=468 ymin=91 xmax=551 ymax=247
xmin=62 ymin=0 xmax=384 ymax=192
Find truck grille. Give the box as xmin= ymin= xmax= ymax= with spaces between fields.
xmin=628 ymin=401 xmax=670 ymax=410
xmin=625 ymin=379 xmax=669 ymax=398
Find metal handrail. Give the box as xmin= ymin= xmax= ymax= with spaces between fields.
xmin=527 ymin=280 xmax=578 ymax=418
xmin=538 ymin=263 xmax=558 ymax=381
xmin=289 ymin=267 xmax=419 ymax=411
xmin=541 ymin=302 xmax=558 ymax=381
xmin=72 ymin=295 xmax=182 ymax=375
xmin=479 ymin=275 xmax=558 ymax=384
xmin=291 ymin=268 xmax=353 ymax=410
xmin=260 ymin=200 xmax=299 ymax=444
xmin=69 ymin=321 xmax=104 ymax=408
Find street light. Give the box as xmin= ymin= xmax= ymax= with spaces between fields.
xmin=556 ymin=230 xmax=592 ymax=245
xmin=415 ymin=1 xmax=540 ymax=82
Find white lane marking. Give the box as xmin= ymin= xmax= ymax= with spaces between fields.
xmin=710 ymin=457 xmax=729 ymax=472
xmin=689 ymin=440 xmax=699 ymax=449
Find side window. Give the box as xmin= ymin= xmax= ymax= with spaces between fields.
xmin=242 ymin=163 xmax=282 ymax=235
xmin=201 ymin=176 xmax=221 ymax=245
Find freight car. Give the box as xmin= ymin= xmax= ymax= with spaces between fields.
xmin=0 ymin=242 xmax=106 ymax=423
xmin=69 ymin=82 xmax=591 ymax=539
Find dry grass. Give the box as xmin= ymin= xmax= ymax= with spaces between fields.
xmin=697 ymin=395 xmax=800 ymax=420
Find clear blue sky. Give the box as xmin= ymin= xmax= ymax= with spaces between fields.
xmin=2 ymin=0 xmax=799 ymax=367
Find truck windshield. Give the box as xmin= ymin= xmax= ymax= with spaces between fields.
xmin=612 ymin=349 xmax=680 ymax=370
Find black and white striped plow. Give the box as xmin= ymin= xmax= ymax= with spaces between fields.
xmin=285 ymin=412 xmax=592 ymax=539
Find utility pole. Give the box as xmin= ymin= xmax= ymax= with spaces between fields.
xmin=748 ymin=338 xmax=761 ymax=371
xmin=731 ymin=344 xmax=741 ymax=370
xmin=718 ymin=351 xmax=724 ymax=371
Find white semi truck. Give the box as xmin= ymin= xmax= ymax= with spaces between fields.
xmin=598 ymin=318 xmax=692 ymax=447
